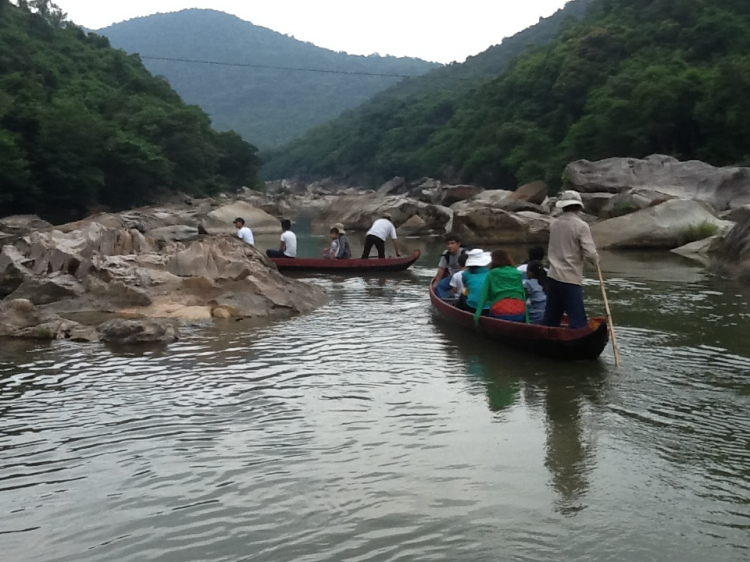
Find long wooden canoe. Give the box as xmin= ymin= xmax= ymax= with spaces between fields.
xmin=271 ymin=250 xmax=421 ymax=273
xmin=430 ymin=284 xmax=609 ymax=361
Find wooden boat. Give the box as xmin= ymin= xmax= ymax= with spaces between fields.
xmin=271 ymin=250 xmax=421 ymax=273
xmin=429 ymin=284 xmax=609 ymax=361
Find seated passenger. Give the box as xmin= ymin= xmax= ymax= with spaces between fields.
xmin=322 ymin=227 xmax=340 ymax=259
xmin=447 ymin=252 xmax=470 ymax=300
xmin=334 ymin=223 xmax=351 ymax=259
xmin=434 ymin=233 xmax=467 ymax=299
xmin=456 ymin=249 xmax=491 ymax=313
xmin=475 ymin=249 xmax=527 ymax=324
xmin=517 ymin=246 xmax=546 ymax=279
xmin=524 ymin=260 xmax=548 ymax=324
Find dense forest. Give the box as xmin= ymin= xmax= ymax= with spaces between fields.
xmin=264 ymin=0 xmax=750 ymax=190
xmin=99 ymin=10 xmax=439 ymax=146
xmin=0 ymin=0 xmax=262 ymax=221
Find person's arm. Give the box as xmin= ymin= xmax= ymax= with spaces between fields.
xmin=393 ymin=239 xmax=400 ymax=257
xmin=580 ymin=223 xmax=599 ymax=265
xmin=474 ymin=274 xmax=491 ymax=325
xmin=434 ymin=267 xmax=446 ymax=284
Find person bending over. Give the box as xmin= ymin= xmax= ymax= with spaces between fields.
xmin=362 ymin=213 xmax=399 ymax=259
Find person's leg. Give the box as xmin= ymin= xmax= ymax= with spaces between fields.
xmin=266 ymin=249 xmax=286 ymax=258
xmin=542 ymin=278 xmax=565 ymax=327
xmin=437 ymin=277 xmax=452 ymax=299
xmin=361 ymin=235 xmax=375 ymax=259
xmin=375 ymin=237 xmax=385 ymax=258
xmin=562 ymin=282 xmax=588 ymax=329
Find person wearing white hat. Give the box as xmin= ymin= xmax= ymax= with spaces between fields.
xmin=543 ymin=190 xmax=599 ymax=329
xmin=362 ymin=212 xmax=400 ymax=259
xmin=456 ymin=249 xmax=492 ymax=313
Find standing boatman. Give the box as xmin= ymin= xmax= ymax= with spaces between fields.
xmin=542 ymin=191 xmax=599 ymax=329
xmin=361 ymin=212 xmax=400 ymax=259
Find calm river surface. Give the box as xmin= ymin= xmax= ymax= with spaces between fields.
xmin=1 ymin=234 xmax=749 ymax=562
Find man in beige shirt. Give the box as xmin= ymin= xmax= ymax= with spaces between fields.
xmin=543 ymin=191 xmax=599 ymax=329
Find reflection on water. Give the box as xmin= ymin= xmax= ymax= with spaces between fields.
xmin=1 ymin=237 xmax=749 ymax=562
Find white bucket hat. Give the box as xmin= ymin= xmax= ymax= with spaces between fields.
xmin=465 ymin=249 xmax=491 ymax=267
xmin=556 ymin=190 xmax=584 ymax=209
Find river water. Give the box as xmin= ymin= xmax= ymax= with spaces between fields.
xmin=1 ymin=234 xmax=749 ymax=562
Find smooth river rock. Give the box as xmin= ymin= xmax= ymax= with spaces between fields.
xmin=565 ymin=154 xmax=750 ymax=211
xmin=201 ymin=201 xmax=283 ymax=235
xmin=97 ymin=318 xmax=179 ymax=345
xmin=452 ymin=208 xmax=551 ymax=244
xmin=590 ymin=200 xmax=733 ymax=249
xmin=716 ymin=216 xmax=750 ymax=282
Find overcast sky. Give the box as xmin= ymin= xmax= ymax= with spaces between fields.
xmin=52 ymin=0 xmax=571 ymax=63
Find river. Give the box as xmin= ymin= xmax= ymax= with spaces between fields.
xmin=1 ymin=234 xmax=749 ymax=562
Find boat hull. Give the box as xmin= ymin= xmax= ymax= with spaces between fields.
xmin=430 ymin=284 xmax=609 ymax=361
xmin=271 ymin=250 xmax=421 ymax=273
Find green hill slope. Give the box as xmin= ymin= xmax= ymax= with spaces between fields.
xmin=262 ymin=0 xmax=593 ymax=183
xmin=265 ymin=0 xmax=750 ymax=191
xmin=0 ymin=0 xmax=261 ymax=221
xmin=98 ymin=9 xmax=439 ymax=147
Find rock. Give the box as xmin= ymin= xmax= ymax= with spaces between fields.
xmin=590 ymin=200 xmax=734 ymax=249
xmin=147 ymin=225 xmax=200 ymax=242
xmin=720 ymin=205 xmax=750 ymax=224
xmin=450 ymin=189 xmax=514 ymax=211
xmin=211 ymin=307 xmax=232 ymax=319
xmin=565 ymin=154 xmax=750 ymax=211
xmin=452 ymin=208 xmax=551 ymax=244
xmin=311 ymin=194 xmax=452 ymax=234
xmin=602 ymin=189 xmax=675 ymax=218
xmin=397 ymin=215 xmax=429 ymax=236
xmin=0 ymin=245 xmax=35 ymax=297
xmin=716 ymin=216 xmax=750 ymax=282
xmin=440 ymin=185 xmax=484 ymax=207
xmin=200 ymin=201 xmax=282 ymax=235
xmin=209 ymin=293 xmax=271 ymax=318
xmin=377 ymin=176 xmax=406 ymax=195
xmin=97 ymin=318 xmax=179 ymax=345
xmin=0 ymin=298 xmax=95 ymax=340
xmin=8 ymin=275 xmax=85 ymax=305
xmin=671 ymin=235 xmax=723 ymax=266
xmin=83 ymin=277 xmax=153 ymax=308
xmin=508 ymin=181 xmax=548 ymax=205
xmin=0 ymin=215 xmax=53 ymax=236
xmin=579 ymin=193 xmax=616 ymax=217
xmin=54 ymin=213 xmax=128 ymax=233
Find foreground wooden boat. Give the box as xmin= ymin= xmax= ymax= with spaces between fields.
xmin=430 ymin=284 xmax=609 ymax=361
xmin=271 ymin=250 xmax=421 ymax=273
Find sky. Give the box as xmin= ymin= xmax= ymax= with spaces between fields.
xmin=52 ymin=0 xmax=571 ymax=63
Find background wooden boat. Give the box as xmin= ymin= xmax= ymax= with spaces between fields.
xmin=430 ymin=284 xmax=609 ymax=361
xmin=271 ymin=250 xmax=420 ymax=273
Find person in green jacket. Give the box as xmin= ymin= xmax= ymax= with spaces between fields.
xmin=475 ymin=249 xmax=528 ymax=324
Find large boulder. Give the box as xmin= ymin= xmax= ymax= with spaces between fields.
xmin=97 ymin=318 xmax=179 ymax=345
xmin=452 ymin=208 xmax=551 ymax=244
xmin=720 ymin=205 xmax=750 ymax=224
xmin=0 ymin=215 xmax=53 ymax=236
xmin=377 ymin=176 xmax=406 ymax=195
xmin=8 ymin=274 xmax=85 ymax=305
xmin=147 ymin=225 xmax=200 ymax=242
xmin=0 ymin=298 xmax=97 ymax=341
xmin=0 ymin=245 xmax=35 ymax=297
xmin=311 ymin=194 xmax=452 ymax=233
xmin=200 ymin=201 xmax=282 ymax=235
xmin=601 ymin=189 xmax=675 ymax=218
xmin=508 ymin=181 xmax=548 ymax=205
xmin=440 ymin=185 xmax=484 ymax=207
xmin=716 ymin=216 xmax=750 ymax=282
xmin=590 ymin=200 xmax=734 ymax=249
xmin=565 ymin=154 xmax=750 ymax=211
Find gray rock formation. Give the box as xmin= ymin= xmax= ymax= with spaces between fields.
xmin=0 ymin=299 xmax=98 ymax=342
xmin=507 ymin=181 xmax=548 ymax=205
xmin=716 ymin=216 xmax=750 ymax=282
xmin=590 ymin=200 xmax=733 ymax=249
xmin=565 ymin=154 xmax=750 ymax=211
xmin=311 ymin=194 xmax=452 ymax=235
xmin=0 ymin=215 xmax=53 ymax=237
xmin=200 ymin=201 xmax=283 ymax=235
xmin=97 ymin=318 xmax=179 ymax=345
xmin=452 ymin=208 xmax=551 ymax=244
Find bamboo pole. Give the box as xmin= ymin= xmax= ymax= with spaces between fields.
xmin=597 ymin=264 xmax=622 ymax=367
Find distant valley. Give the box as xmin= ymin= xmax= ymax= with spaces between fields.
xmin=97 ymin=9 xmax=439 ymax=146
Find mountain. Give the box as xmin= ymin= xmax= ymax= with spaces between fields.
xmin=97 ymin=9 xmax=440 ymax=147
xmin=265 ymin=0 xmax=750 ymax=192
xmin=0 ymin=0 xmax=261 ymax=221
xmin=262 ymin=0 xmax=594 ymax=183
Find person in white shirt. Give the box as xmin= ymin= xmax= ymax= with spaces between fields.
xmin=233 ymin=217 xmax=254 ymax=246
xmin=362 ymin=212 xmax=400 ymax=259
xmin=266 ymin=219 xmax=297 ymax=258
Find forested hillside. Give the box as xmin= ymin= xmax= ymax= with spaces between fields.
xmin=98 ymin=9 xmax=439 ymax=146
xmin=265 ymin=0 xmax=750 ymax=191
xmin=0 ymin=0 xmax=261 ymax=220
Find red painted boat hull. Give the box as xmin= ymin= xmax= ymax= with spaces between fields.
xmin=430 ymin=284 xmax=609 ymax=361
xmin=271 ymin=250 xmax=421 ymax=273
